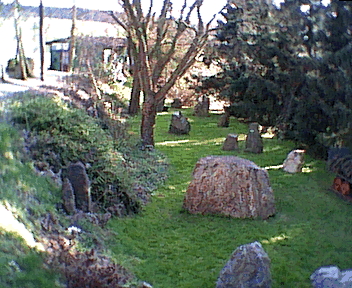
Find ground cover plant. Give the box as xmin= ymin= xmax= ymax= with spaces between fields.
xmin=6 ymin=92 xmax=167 ymax=214
xmin=0 ymin=91 xmax=168 ymax=287
xmin=108 ymin=108 xmax=352 ymax=287
xmin=0 ymin=123 xmax=63 ymax=287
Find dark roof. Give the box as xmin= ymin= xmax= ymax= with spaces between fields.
xmin=46 ymin=36 xmax=127 ymax=48
xmin=0 ymin=4 xmax=120 ymax=23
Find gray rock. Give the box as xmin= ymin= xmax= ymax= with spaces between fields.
xmin=216 ymin=241 xmax=272 ymax=288
xmin=67 ymin=161 xmax=92 ymax=212
xmin=311 ymin=266 xmax=352 ymax=288
xmin=218 ymin=113 xmax=230 ymax=127
xmin=62 ymin=178 xmax=76 ymax=215
xmin=193 ymin=95 xmax=210 ymax=117
xmin=168 ymin=111 xmax=191 ymax=135
xmin=283 ymin=149 xmax=305 ymax=173
xmin=222 ymin=134 xmax=239 ymax=151
xmin=171 ymin=98 xmax=182 ymax=109
xmin=245 ymin=123 xmax=263 ymax=154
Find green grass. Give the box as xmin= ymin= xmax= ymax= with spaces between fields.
xmin=0 ymin=123 xmax=63 ymax=287
xmin=108 ymin=109 xmax=352 ymax=287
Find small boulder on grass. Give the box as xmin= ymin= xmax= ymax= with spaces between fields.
xmin=222 ymin=134 xmax=238 ymax=151
xmin=311 ymin=266 xmax=352 ymax=288
xmin=283 ymin=149 xmax=305 ymax=173
xmin=168 ymin=111 xmax=191 ymax=135
xmin=216 ymin=241 xmax=272 ymax=288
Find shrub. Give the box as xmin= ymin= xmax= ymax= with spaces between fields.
xmin=9 ymin=94 xmax=140 ymax=214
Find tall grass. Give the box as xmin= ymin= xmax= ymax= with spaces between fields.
xmin=108 ymin=109 xmax=352 ymax=287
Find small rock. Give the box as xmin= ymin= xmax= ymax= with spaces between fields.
xmin=310 ymin=266 xmax=352 ymax=288
xmin=283 ymin=149 xmax=305 ymax=173
xmin=168 ymin=111 xmax=191 ymax=135
xmin=171 ymin=98 xmax=182 ymax=109
xmin=216 ymin=241 xmax=272 ymax=288
xmin=222 ymin=134 xmax=239 ymax=151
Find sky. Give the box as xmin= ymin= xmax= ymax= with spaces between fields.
xmin=1 ymin=0 xmax=331 ymax=21
xmin=1 ymin=0 xmax=228 ymax=22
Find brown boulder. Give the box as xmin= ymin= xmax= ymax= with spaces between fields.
xmin=183 ymin=156 xmax=275 ymax=219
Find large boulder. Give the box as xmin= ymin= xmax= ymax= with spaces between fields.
xmin=311 ymin=266 xmax=352 ymax=288
xmin=168 ymin=111 xmax=191 ymax=135
xmin=216 ymin=241 xmax=272 ymax=288
xmin=183 ymin=156 xmax=275 ymax=219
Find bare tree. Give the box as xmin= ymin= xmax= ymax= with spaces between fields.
xmin=39 ymin=0 xmax=44 ymax=81
xmin=111 ymin=0 xmax=216 ymax=147
xmin=68 ymin=4 xmax=77 ymax=72
xmin=14 ymin=0 xmax=27 ymax=80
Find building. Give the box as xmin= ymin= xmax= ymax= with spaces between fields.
xmin=0 ymin=4 xmax=125 ymax=77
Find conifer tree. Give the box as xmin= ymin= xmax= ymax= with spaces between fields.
xmin=200 ymin=0 xmax=352 ymax=157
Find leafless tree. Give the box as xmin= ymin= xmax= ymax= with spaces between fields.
xmin=39 ymin=0 xmax=44 ymax=81
xmin=68 ymin=4 xmax=77 ymax=72
xmin=110 ymin=0 xmax=216 ymax=147
xmin=14 ymin=0 xmax=27 ymax=80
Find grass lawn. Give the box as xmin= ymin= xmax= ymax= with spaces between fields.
xmin=107 ymin=109 xmax=352 ymax=288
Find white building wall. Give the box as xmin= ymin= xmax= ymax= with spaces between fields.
xmin=0 ymin=15 xmax=122 ymax=77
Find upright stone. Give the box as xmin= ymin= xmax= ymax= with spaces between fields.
xmin=168 ymin=111 xmax=191 ymax=135
xmin=283 ymin=149 xmax=305 ymax=173
xmin=216 ymin=241 xmax=272 ymax=288
xmin=245 ymin=123 xmax=263 ymax=153
xmin=222 ymin=134 xmax=239 ymax=151
xmin=218 ymin=112 xmax=230 ymax=127
xmin=67 ymin=161 xmax=92 ymax=212
xmin=171 ymin=98 xmax=183 ymax=109
xmin=193 ymin=95 xmax=210 ymax=117
xmin=183 ymin=156 xmax=275 ymax=219
xmin=62 ymin=178 xmax=76 ymax=215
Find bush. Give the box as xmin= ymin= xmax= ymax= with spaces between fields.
xmin=9 ymin=94 xmax=140 ymax=214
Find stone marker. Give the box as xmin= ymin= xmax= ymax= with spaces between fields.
xmin=193 ymin=95 xmax=210 ymax=117
xmin=216 ymin=241 xmax=272 ymax=288
xmin=62 ymin=178 xmax=76 ymax=215
xmin=222 ymin=134 xmax=239 ymax=151
xmin=168 ymin=111 xmax=191 ymax=135
xmin=283 ymin=149 xmax=305 ymax=173
xmin=311 ymin=266 xmax=352 ymax=288
xmin=183 ymin=156 xmax=275 ymax=219
xmin=67 ymin=161 xmax=92 ymax=212
xmin=245 ymin=123 xmax=263 ymax=154
xmin=171 ymin=98 xmax=182 ymax=109
xmin=218 ymin=112 xmax=230 ymax=127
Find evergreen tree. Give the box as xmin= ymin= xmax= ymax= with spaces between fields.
xmin=200 ymin=0 xmax=352 ymax=158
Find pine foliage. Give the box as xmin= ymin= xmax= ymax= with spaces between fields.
xmin=200 ymin=0 xmax=352 ymax=158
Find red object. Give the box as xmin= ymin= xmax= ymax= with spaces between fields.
xmin=341 ymin=181 xmax=351 ymax=195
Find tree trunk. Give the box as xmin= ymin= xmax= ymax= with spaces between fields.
xmin=39 ymin=0 xmax=44 ymax=81
xmin=141 ymin=92 xmax=157 ymax=147
xmin=128 ymin=72 xmax=141 ymax=115
xmin=68 ymin=5 xmax=76 ymax=72
xmin=14 ymin=1 xmax=27 ymax=80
